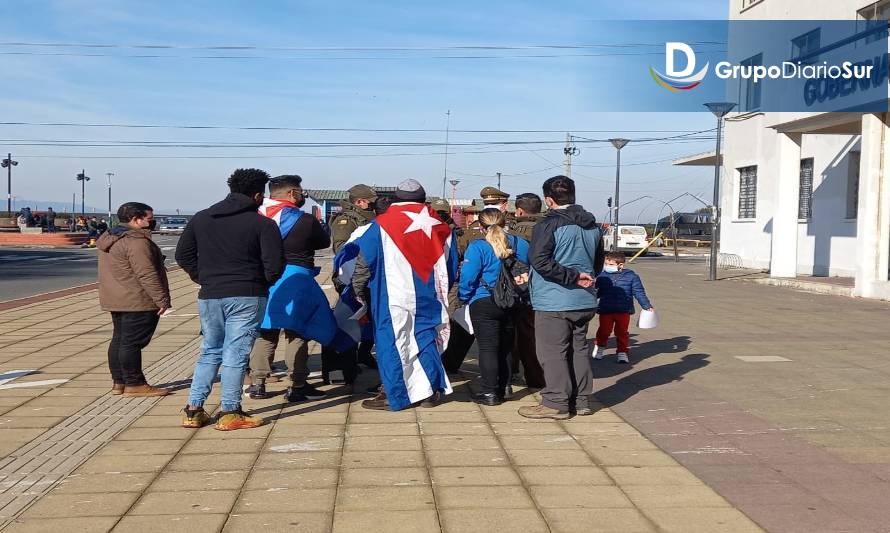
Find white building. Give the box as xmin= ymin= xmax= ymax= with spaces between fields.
xmin=677 ymin=0 xmax=890 ymax=300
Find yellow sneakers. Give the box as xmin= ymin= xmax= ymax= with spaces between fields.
xmin=180 ymin=407 xmax=211 ymax=428
xmin=214 ymin=409 xmax=264 ymax=431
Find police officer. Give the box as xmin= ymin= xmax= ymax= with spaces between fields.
xmin=510 ymin=192 xmax=546 ymax=389
xmin=326 ymin=184 xmax=379 ymax=382
xmin=430 ymin=198 xmax=464 ymax=240
xmin=512 ymin=192 xmax=544 ymax=241
xmin=457 ymin=187 xmax=510 ymax=256
xmin=331 ymin=184 xmax=378 ymax=253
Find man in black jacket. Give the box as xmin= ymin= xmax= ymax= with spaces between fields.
xmin=176 ymin=168 xmax=285 ymax=431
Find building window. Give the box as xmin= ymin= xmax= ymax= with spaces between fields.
xmin=741 ymin=0 xmax=765 ymax=12
xmin=799 ymin=158 xmax=814 ymax=219
xmin=738 ymin=54 xmax=763 ymax=112
xmin=858 ymin=1 xmax=890 ymax=43
xmin=738 ymin=166 xmax=758 ymax=219
xmin=847 ymin=151 xmax=861 ymax=219
xmin=791 ymin=29 xmax=821 ymax=64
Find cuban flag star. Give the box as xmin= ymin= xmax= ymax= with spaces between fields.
xmin=351 ymin=182 xmax=458 ymax=411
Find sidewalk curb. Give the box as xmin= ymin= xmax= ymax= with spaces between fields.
xmin=739 ymin=276 xmax=855 ymax=298
xmin=0 ymin=266 xmax=182 ymax=311
xmin=0 ymin=283 xmax=99 ymax=311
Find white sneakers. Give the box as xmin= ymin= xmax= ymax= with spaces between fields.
xmin=591 ymin=343 xmax=630 ymax=364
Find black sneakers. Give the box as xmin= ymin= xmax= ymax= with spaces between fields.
xmin=286 ymin=383 xmax=327 ymax=402
xmin=472 ymin=392 xmax=502 ymax=406
xmin=248 ymin=382 xmax=269 ymax=400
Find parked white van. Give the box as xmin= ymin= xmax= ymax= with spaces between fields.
xmin=602 ymin=225 xmax=649 ymax=254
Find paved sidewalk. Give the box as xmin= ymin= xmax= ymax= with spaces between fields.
xmin=1 ymin=259 xmax=887 ymax=532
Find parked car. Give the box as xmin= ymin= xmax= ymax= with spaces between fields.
xmin=158 ymin=217 xmax=188 ymax=234
xmin=602 ymin=225 xmax=649 ymax=254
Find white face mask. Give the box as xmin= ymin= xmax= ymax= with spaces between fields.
xmin=604 ymin=265 xmax=620 ymax=273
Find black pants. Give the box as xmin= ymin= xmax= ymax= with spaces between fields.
xmin=108 ymin=311 xmax=160 ymax=386
xmin=469 ymin=298 xmax=514 ymax=395
xmin=321 ymin=345 xmax=358 ymax=384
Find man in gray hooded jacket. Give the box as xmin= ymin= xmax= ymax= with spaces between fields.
xmin=519 ymin=175 xmax=604 ymax=420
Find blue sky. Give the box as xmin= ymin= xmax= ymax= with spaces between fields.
xmin=3 ymin=0 xmax=727 ymax=221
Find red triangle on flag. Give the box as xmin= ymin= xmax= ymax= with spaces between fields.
xmin=376 ymin=203 xmax=451 ymax=283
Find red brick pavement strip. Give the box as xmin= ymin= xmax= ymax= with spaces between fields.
xmin=597 ymin=377 xmax=889 ymax=532
xmin=0 ymin=283 xmax=99 ymax=311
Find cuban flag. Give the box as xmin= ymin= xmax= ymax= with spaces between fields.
xmin=330 ymin=223 xmax=374 ymax=350
xmin=354 ymin=202 xmax=458 ymax=411
xmin=258 ymin=198 xmax=340 ymax=346
xmin=258 ymin=198 xmax=302 ymax=238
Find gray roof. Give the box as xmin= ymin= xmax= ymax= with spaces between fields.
xmin=306 ymin=186 xmax=399 ymax=202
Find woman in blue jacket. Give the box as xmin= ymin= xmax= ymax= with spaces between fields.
xmin=459 ymin=208 xmax=530 ymax=405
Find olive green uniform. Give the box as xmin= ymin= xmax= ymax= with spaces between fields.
xmin=330 ymin=201 xmax=375 ymax=253
xmin=508 ymin=211 xmax=545 ymax=388
xmin=327 ymin=185 xmax=378 ymax=382
xmin=511 ymin=213 xmax=543 ymax=242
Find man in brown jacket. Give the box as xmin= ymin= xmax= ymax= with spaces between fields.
xmin=98 ymin=202 xmax=172 ymax=397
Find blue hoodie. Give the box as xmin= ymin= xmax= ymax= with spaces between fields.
xmin=595 ymin=268 xmax=651 ymax=315
xmin=459 ymin=234 xmax=529 ymax=304
xmin=529 ymin=205 xmax=605 ymax=312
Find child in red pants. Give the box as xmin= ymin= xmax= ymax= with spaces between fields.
xmin=593 ymin=252 xmax=653 ymax=364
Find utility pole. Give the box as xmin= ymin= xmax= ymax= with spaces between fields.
xmin=496 ymin=172 xmax=501 ymax=190
xmin=106 ymin=172 xmax=114 ymax=222
xmin=442 ymin=110 xmax=451 ymax=197
xmin=562 ymin=133 xmax=579 ymax=178
xmin=2 ymin=153 xmax=18 ymax=215
xmin=76 ymin=170 xmax=90 ymax=218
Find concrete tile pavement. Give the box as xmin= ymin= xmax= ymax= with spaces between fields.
xmin=5 ymin=258 xmax=889 ymax=531
xmin=0 ymin=267 xmax=759 ymax=532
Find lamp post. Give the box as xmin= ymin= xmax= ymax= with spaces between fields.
xmin=76 ymin=170 xmax=90 ymax=218
xmin=704 ymin=102 xmax=736 ymax=281
xmin=2 ymin=153 xmax=18 ymax=215
xmin=106 ymin=172 xmax=114 ymax=222
xmin=608 ymin=138 xmax=630 ymax=251
xmin=448 ymin=179 xmax=460 ymax=213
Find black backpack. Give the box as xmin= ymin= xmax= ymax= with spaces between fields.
xmin=483 ymin=240 xmax=531 ymax=311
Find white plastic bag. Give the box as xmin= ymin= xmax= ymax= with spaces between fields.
xmin=637 ymin=308 xmax=659 ymax=329
xmin=452 ymin=304 xmax=474 ymax=334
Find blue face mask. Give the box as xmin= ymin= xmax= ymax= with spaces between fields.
xmin=604 ymin=265 xmax=620 ymax=273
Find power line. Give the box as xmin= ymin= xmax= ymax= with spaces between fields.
xmin=0 ymin=121 xmax=712 ymax=134
xmin=10 ymin=147 xmax=566 ymax=159
xmin=0 ymin=41 xmax=725 ymax=51
xmin=0 ymin=137 xmax=716 ymax=149
xmin=449 ymin=164 xmax=562 ymax=178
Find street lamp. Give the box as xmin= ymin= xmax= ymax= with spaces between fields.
xmin=106 ymin=172 xmax=114 ymax=222
xmin=76 ymin=170 xmax=90 ymax=218
xmin=449 ymin=179 xmax=460 ymax=218
xmin=2 ymin=153 xmax=18 ymax=215
xmin=704 ymin=102 xmax=736 ymax=281
xmin=608 ymin=138 xmax=630 ymax=251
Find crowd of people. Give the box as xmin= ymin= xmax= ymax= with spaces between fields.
xmin=14 ymin=206 xmax=111 ymax=238
xmin=97 ymin=168 xmax=654 ymax=431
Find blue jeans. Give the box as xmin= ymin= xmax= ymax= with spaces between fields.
xmin=189 ymin=297 xmax=267 ymax=412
